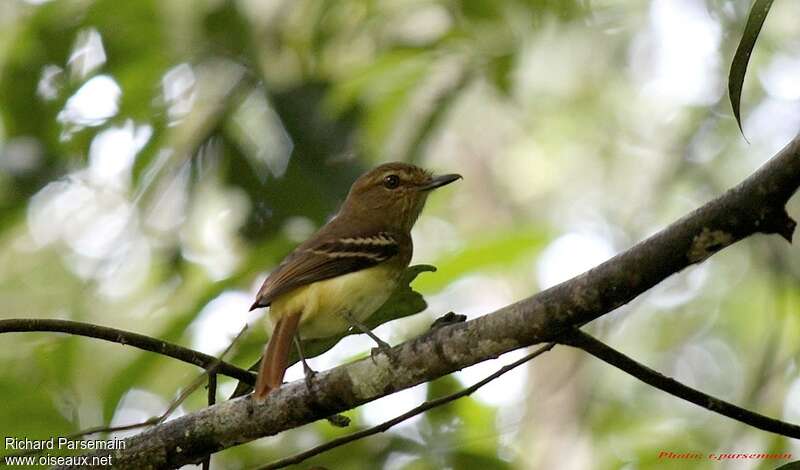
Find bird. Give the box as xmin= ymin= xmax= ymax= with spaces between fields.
xmin=249 ymin=162 xmax=461 ymax=401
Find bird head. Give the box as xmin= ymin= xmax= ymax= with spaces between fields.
xmin=340 ymin=162 xmax=461 ymax=232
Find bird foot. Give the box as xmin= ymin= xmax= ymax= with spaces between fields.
xmin=302 ymin=366 xmax=317 ymax=391
xmin=370 ymin=342 xmax=398 ymax=364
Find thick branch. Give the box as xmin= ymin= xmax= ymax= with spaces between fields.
xmin=0 ymin=319 xmax=254 ymax=384
xmin=561 ymin=330 xmax=800 ymax=438
xmin=260 ymin=327 xmax=800 ymax=469
xmin=259 ymin=342 xmax=556 ymax=470
xmin=65 ymin=135 xmax=800 ymax=469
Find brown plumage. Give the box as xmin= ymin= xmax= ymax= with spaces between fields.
xmin=250 ymin=162 xmax=461 ymax=401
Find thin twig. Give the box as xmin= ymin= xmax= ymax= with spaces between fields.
xmin=560 ymin=329 xmax=800 ymax=439
xmin=256 ymin=342 xmax=557 ymax=470
xmin=0 ymin=318 xmax=254 ymax=384
xmin=93 ymin=326 xmax=248 ymax=436
xmin=1 ymin=327 xmax=248 ymax=465
xmin=203 ymin=373 xmax=218 ymax=470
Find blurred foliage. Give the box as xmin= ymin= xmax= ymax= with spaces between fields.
xmin=728 ymin=0 xmax=774 ymax=136
xmin=1 ymin=0 xmax=800 ymax=469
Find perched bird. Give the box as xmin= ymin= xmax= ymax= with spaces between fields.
xmin=250 ymin=162 xmax=461 ymax=401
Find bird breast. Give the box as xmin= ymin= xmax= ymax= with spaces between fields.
xmin=269 ymin=264 xmax=401 ymax=340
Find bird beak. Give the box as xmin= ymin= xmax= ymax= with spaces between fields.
xmin=419 ymin=173 xmax=462 ymax=191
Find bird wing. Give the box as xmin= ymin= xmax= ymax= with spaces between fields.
xmin=250 ymin=231 xmax=400 ymax=310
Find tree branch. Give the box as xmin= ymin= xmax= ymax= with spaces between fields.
xmin=62 ymin=135 xmax=800 ymax=469
xmin=202 ymin=374 xmax=218 ymax=470
xmin=2 ymin=326 xmax=247 ymax=465
xmin=258 ymin=342 xmax=556 ymax=470
xmin=560 ymin=330 xmax=800 ymax=438
xmin=258 ymin=325 xmax=800 ymax=469
xmin=0 ymin=319 xmax=255 ymax=384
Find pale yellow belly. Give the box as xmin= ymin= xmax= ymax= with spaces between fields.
xmin=269 ymin=264 xmax=400 ymax=339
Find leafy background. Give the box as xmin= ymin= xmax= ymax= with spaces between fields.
xmin=1 ymin=0 xmax=800 ymax=468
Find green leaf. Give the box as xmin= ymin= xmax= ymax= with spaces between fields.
xmin=728 ymin=0 xmax=774 ymax=139
xmin=452 ymin=452 xmax=510 ymax=470
xmin=326 ymin=50 xmax=432 ymax=159
xmin=406 ymin=69 xmax=470 ymax=164
xmin=327 ymin=49 xmax=428 ymax=113
xmin=773 ymin=461 xmax=800 ymax=470
xmin=367 ymin=264 xmax=437 ymax=326
xmin=0 ymin=377 xmax=74 ymax=446
xmin=488 ymin=53 xmax=514 ymax=96
xmin=425 ymin=374 xmax=463 ymax=426
xmin=458 ymin=0 xmax=503 ymax=21
xmin=424 ymin=375 xmax=507 ymax=467
xmin=412 ymin=228 xmax=550 ymax=294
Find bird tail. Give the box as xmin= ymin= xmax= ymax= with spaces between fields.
xmin=254 ymin=312 xmax=301 ymax=402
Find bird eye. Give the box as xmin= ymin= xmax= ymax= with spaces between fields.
xmin=383 ymin=174 xmax=400 ymax=189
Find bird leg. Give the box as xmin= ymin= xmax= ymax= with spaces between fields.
xmin=341 ymin=312 xmax=395 ymax=362
xmin=293 ymin=334 xmax=350 ymax=427
xmin=293 ymin=334 xmax=316 ymax=390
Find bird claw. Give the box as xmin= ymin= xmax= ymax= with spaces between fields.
xmin=302 ymin=367 xmax=317 ymax=391
xmin=370 ymin=342 xmax=398 ymax=364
